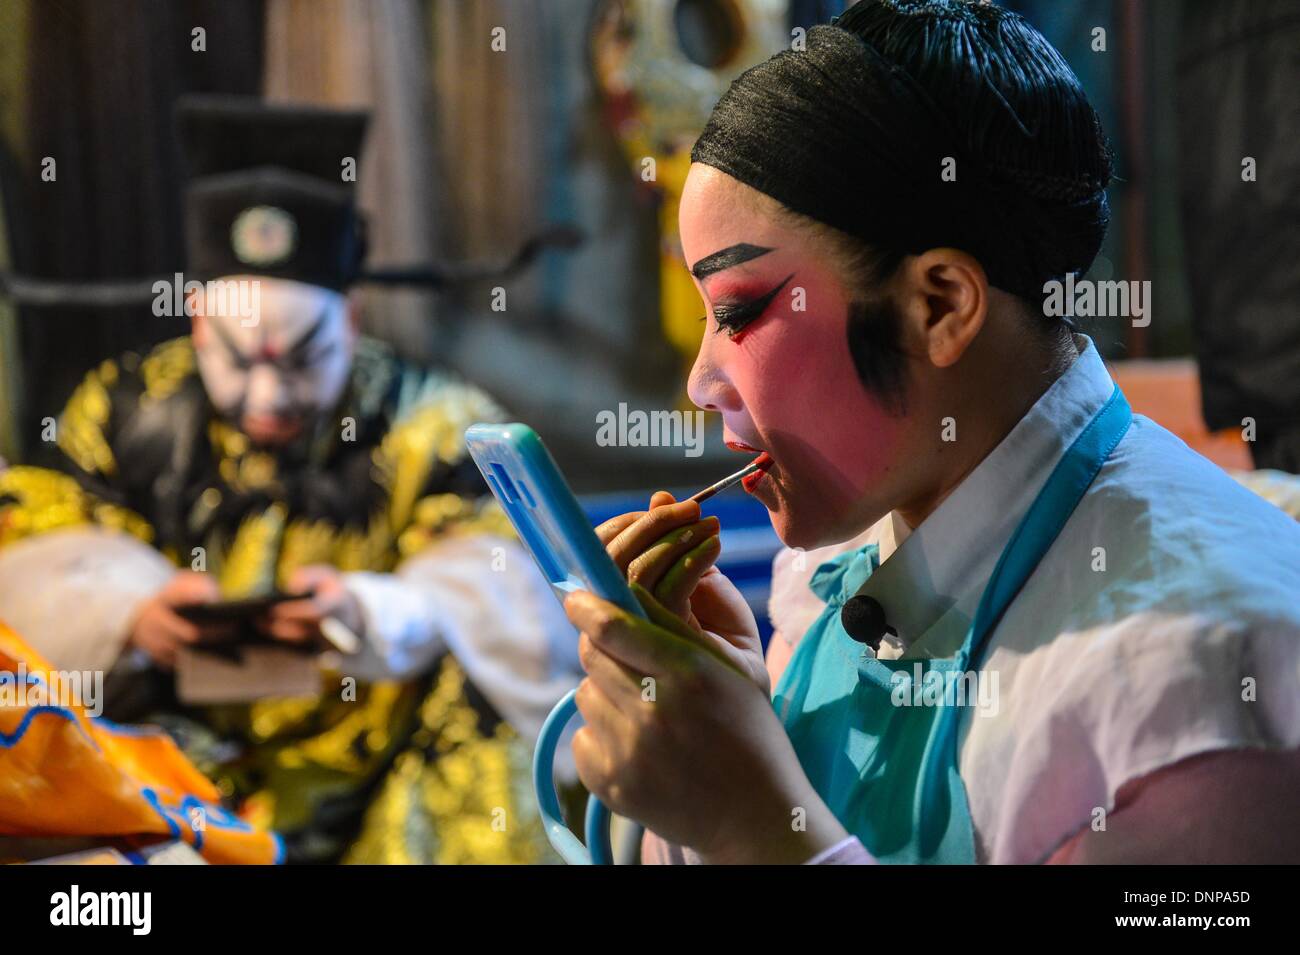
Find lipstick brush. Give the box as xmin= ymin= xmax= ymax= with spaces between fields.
xmin=689 ymin=452 xmax=773 ymax=503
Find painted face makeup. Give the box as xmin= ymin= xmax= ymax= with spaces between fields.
xmin=682 ymin=164 xmax=912 ymax=550
xmin=709 ymin=273 xmax=795 ymax=341
xmin=689 ymin=242 xmax=774 ymax=279
xmin=692 ymin=244 xmax=795 ymax=341
xmin=193 ymin=278 xmax=355 ymax=448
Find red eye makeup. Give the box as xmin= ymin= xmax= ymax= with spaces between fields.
xmin=709 ymin=272 xmax=795 ymax=340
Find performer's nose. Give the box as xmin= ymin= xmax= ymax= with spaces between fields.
xmin=245 ymin=363 xmax=288 ymax=417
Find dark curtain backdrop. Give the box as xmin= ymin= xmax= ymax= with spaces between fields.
xmin=1178 ymin=0 xmax=1300 ymax=467
xmin=10 ymin=0 xmax=264 ymax=457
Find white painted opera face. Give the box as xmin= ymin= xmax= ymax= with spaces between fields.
xmin=191 ymin=276 xmax=357 ymax=448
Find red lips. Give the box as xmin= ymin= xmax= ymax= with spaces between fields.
xmin=742 ymin=451 xmax=773 ymax=492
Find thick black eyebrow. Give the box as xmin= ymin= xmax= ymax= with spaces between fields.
xmin=207 ymin=318 xmax=247 ymax=363
xmin=206 ymin=308 xmax=330 ymax=364
xmin=280 ymin=308 xmax=332 ymax=362
xmin=690 ymin=243 xmax=774 ymax=280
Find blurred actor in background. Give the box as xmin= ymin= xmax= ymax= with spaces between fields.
xmin=0 ymin=97 xmax=579 ymax=863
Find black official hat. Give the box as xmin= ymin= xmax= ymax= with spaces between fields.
xmin=176 ymin=95 xmax=369 ymax=292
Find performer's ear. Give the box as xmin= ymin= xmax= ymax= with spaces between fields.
xmin=896 ymin=248 xmax=989 ymax=370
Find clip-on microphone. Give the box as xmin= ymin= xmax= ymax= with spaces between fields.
xmin=840 ymin=592 xmax=896 ymax=652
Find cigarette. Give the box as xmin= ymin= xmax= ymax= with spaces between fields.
xmin=320 ymin=616 xmax=361 ymax=655
xmin=689 ymin=452 xmax=773 ymax=503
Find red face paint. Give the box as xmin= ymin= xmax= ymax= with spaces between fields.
xmin=681 ymin=165 xmax=911 ymax=549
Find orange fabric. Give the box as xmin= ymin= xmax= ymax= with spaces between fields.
xmin=0 ymin=622 xmax=280 ymax=864
xmin=1106 ymin=360 xmax=1252 ymax=470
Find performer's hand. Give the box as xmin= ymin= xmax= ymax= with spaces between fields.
xmin=259 ymin=565 xmax=363 ymax=646
xmin=564 ymin=583 xmax=846 ymax=863
xmin=597 ymin=491 xmax=766 ymax=692
xmin=128 ymin=571 xmax=230 ymax=669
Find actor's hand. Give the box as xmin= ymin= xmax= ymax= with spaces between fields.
xmin=128 ymin=571 xmax=231 ymax=669
xmin=597 ymin=491 xmax=766 ymax=692
xmin=564 ymin=582 xmax=847 ymax=864
xmin=259 ymin=564 xmax=363 ymax=646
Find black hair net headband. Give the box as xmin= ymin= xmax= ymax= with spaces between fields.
xmin=690 ymin=0 xmax=1113 ymax=300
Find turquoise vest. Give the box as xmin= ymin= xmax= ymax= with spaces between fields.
xmin=772 ymin=386 xmax=1132 ymax=863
